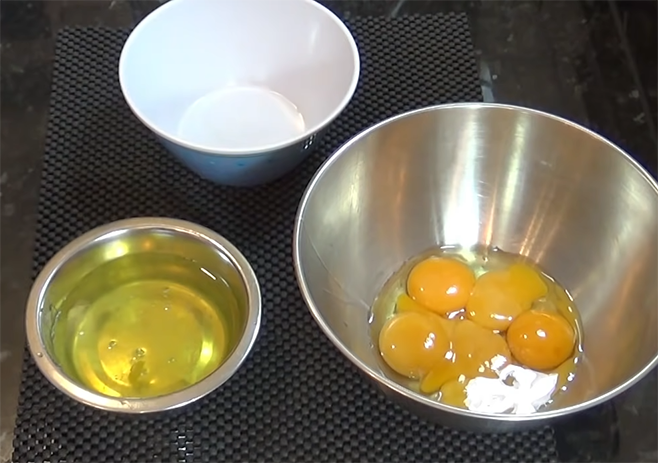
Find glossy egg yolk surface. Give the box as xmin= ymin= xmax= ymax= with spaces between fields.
xmin=439 ymin=378 xmax=468 ymax=407
xmin=507 ymin=263 xmax=548 ymax=303
xmin=396 ymin=293 xmax=455 ymax=334
xmin=378 ymin=311 xmax=450 ymax=379
xmin=396 ymin=293 xmax=430 ymax=315
xmin=507 ymin=309 xmax=576 ymax=370
xmin=451 ymin=320 xmax=511 ymax=377
xmin=420 ymin=319 xmax=511 ymax=394
xmin=466 ymin=263 xmax=548 ymax=331
xmin=407 ymin=257 xmax=476 ymax=315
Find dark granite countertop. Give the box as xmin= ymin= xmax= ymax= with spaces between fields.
xmin=1 ymin=1 xmax=656 ymax=462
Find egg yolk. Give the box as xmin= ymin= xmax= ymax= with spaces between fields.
xmin=507 ymin=263 xmax=548 ymax=304
xmin=506 ymin=309 xmax=576 ymax=370
xmin=396 ymin=293 xmax=455 ymax=335
xmin=466 ymin=264 xmax=547 ymax=331
xmin=419 ymin=349 xmax=459 ymax=394
xmin=419 ymin=319 xmax=511 ymax=394
xmin=407 ymin=257 xmax=475 ymax=315
xmin=396 ymin=292 xmax=429 ymax=315
xmin=451 ymin=319 xmax=511 ymax=378
xmin=439 ymin=378 xmax=468 ymax=408
xmin=378 ymin=311 xmax=450 ymax=379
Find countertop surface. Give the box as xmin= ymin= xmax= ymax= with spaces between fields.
xmin=1 ymin=1 xmax=656 ymax=462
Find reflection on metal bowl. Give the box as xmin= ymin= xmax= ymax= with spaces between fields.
xmin=26 ymin=217 xmax=261 ymax=413
xmin=293 ymin=103 xmax=658 ymax=432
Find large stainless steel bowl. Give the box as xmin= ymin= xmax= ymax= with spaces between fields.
xmin=293 ymin=103 xmax=658 ymax=431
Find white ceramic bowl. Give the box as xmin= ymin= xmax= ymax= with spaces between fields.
xmin=119 ymin=0 xmax=360 ymax=186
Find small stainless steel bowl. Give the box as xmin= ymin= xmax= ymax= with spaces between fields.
xmin=293 ymin=102 xmax=658 ymax=432
xmin=26 ymin=217 xmax=261 ymax=413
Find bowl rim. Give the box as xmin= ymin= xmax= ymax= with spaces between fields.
xmin=118 ymin=0 xmax=361 ymax=157
xmin=25 ymin=217 xmax=262 ymax=414
xmin=292 ymin=101 xmax=658 ymax=423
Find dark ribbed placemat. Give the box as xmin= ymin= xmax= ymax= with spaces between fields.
xmin=12 ymin=14 xmax=560 ymax=463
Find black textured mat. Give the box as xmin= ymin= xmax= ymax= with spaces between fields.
xmin=13 ymin=15 xmax=559 ymax=463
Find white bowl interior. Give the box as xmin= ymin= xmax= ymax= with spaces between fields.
xmin=119 ymin=0 xmax=359 ymax=153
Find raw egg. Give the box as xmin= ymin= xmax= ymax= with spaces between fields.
xmin=396 ymin=292 xmax=429 ymax=315
xmin=396 ymin=293 xmax=455 ymax=335
xmin=420 ymin=319 xmax=511 ymax=394
xmin=378 ymin=311 xmax=450 ymax=379
xmin=466 ymin=263 xmax=547 ymax=331
xmin=451 ymin=319 xmax=511 ymax=378
xmin=370 ymin=244 xmax=583 ymax=412
xmin=507 ymin=309 xmax=576 ymax=370
xmin=407 ymin=257 xmax=475 ymax=315
xmin=507 ymin=263 xmax=548 ymax=304
xmin=438 ymin=378 xmax=468 ymax=407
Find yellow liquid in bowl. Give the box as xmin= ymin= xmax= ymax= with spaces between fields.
xmin=51 ymin=253 xmax=239 ymax=398
xmin=370 ymin=244 xmax=585 ymax=410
